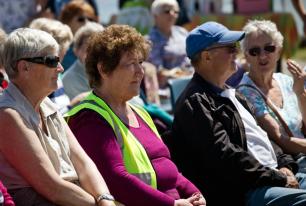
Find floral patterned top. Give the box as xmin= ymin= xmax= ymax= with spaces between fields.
xmin=238 ymin=73 xmax=304 ymax=138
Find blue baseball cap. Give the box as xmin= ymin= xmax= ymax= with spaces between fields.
xmin=186 ymin=21 xmax=245 ymax=58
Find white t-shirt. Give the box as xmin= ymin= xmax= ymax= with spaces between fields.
xmin=221 ymin=88 xmax=278 ymax=169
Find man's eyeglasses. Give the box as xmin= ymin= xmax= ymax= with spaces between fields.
xmin=19 ymin=55 xmax=60 ymax=68
xmin=77 ymin=16 xmax=95 ymax=23
xmin=162 ymin=9 xmax=179 ymax=15
xmin=248 ymin=45 xmax=276 ymax=57
xmin=206 ymin=43 xmax=239 ymax=54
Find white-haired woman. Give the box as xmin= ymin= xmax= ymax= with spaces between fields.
xmin=62 ymin=22 xmax=104 ymax=100
xmin=0 ymin=28 xmax=115 ymax=206
xmin=237 ymin=20 xmax=306 ymax=171
xmin=147 ymin=0 xmax=192 ymax=87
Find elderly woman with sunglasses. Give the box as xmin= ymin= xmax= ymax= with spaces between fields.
xmin=0 ymin=28 xmax=115 ymax=206
xmin=237 ymin=19 xmax=306 ymax=171
xmin=147 ymin=0 xmax=192 ymax=87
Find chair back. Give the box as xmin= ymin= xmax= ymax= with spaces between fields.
xmin=167 ymin=76 xmax=192 ymax=110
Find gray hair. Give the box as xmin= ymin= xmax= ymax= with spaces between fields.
xmin=74 ymin=22 xmax=104 ymax=51
xmin=2 ymin=28 xmax=59 ymax=79
xmin=29 ymin=18 xmax=73 ymax=54
xmin=240 ymin=19 xmax=284 ymax=53
xmin=151 ymin=0 xmax=179 ymax=15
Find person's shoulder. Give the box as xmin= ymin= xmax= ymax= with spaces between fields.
xmin=147 ymin=27 xmax=160 ymax=40
xmin=0 ymin=106 xmax=23 ymax=129
xmin=238 ymin=72 xmax=251 ymax=84
xmin=68 ymin=108 xmax=111 ymax=133
xmin=176 ymin=84 xmax=211 ymax=113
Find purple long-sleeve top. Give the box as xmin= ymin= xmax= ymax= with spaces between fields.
xmin=68 ymin=109 xmax=199 ymax=206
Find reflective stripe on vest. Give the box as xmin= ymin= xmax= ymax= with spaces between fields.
xmin=65 ymin=92 xmax=160 ymax=188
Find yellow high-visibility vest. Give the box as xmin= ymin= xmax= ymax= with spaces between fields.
xmin=65 ymin=92 xmax=160 ymax=188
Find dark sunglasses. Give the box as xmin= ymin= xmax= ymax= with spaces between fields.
xmin=206 ymin=43 xmax=239 ymax=54
xmin=163 ymin=9 xmax=179 ymax=15
xmin=77 ymin=16 xmax=95 ymax=23
xmin=248 ymin=45 xmax=276 ymax=57
xmin=19 ymin=55 xmax=60 ymax=68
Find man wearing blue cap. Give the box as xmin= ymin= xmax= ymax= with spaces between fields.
xmin=168 ymin=21 xmax=306 ymax=206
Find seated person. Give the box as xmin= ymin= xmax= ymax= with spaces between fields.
xmin=59 ymin=0 xmax=99 ymax=70
xmin=115 ymin=0 xmax=154 ymax=35
xmin=147 ymin=0 xmax=192 ymax=87
xmin=237 ymin=20 xmax=306 ymax=171
xmin=169 ymin=21 xmax=306 ymax=206
xmin=66 ymin=24 xmax=206 ymax=206
xmin=0 ymin=28 xmax=115 ymax=206
xmin=62 ymin=22 xmax=104 ymax=100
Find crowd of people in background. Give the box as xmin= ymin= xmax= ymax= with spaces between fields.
xmin=0 ymin=0 xmax=306 ymax=205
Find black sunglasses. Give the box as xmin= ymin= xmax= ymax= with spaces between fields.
xmin=163 ymin=9 xmax=179 ymax=15
xmin=19 ymin=55 xmax=60 ymax=68
xmin=248 ymin=45 xmax=276 ymax=57
xmin=77 ymin=16 xmax=95 ymax=23
xmin=206 ymin=43 xmax=239 ymax=54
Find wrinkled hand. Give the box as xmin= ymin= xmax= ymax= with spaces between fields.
xmin=98 ymin=200 xmax=116 ymax=206
xmin=279 ymin=167 xmax=299 ymax=189
xmin=287 ymin=59 xmax=306 ymax=96
xmin=188 ymin=193 xmax=206 ymax=206
xmin=97 ymin=199 xmax=116 ymax=206
xmin=174 ymin=199 xmax=193 ymax=206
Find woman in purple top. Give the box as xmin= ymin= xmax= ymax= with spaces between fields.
xmin=68 ymin=24 xmax=205 ymax=206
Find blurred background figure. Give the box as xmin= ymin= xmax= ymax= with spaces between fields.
xmin=59 ymin=0 xmax=99 ymax=70
xmin=62 ymin=22 xmax=104 ymax=100
xmin=147 ymin=0 xmax=193 ymax=88
xmin=66 ymin=24 xmax=206 ymax=206
xmin=0 ymin=0 xmax=50 ymax=33
xmin=115 ymin=0 xmax=154 ymax=35
xmin=29 ymin=17 xmax=73 ymax=60
xmin=44 ymin=0 xmax=99 ymax=19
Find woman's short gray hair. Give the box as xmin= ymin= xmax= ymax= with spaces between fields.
xmin=2 ymin=28 xmax=59 ymax=79
xmin=151 ymin=0 xmax=179 ymax=15
xmin=29 ymin=18 xmax=73 ymax=55
xmin=74 ymin=22 xmax=104 ymax=51
xmin=240 ymin=19 xmax=284 ymax=53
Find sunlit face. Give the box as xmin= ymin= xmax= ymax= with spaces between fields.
xmin=207 ymin=43 xmax=239 ymax=79
xmin=154 ymin=4 xmax=179 ymax=29
xmin=244 ymin=33 xmax=281 ymax=73
xmin=102 ymin=51 xmax=145 ymax=101
xmin=24 ymin=50 xmax=64 ymax=95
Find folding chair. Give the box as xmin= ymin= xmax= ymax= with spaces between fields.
xmin=167 ymin=76 xmax=192 ymax=110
